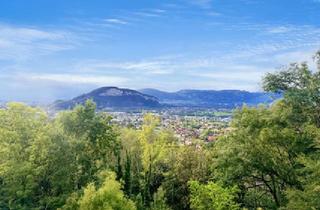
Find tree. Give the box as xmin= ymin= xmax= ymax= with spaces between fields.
xmin=212 ymin=103 xmax=320 ymax=209
xmin=208 ymin=51 xmax=320 ymax=209
xmin=56 ymin=100 xmax=120 ymax=189
xmin=138 ymin=114 xmax=176 ymax=206
xmin=260 ymin=51 xmax=320 ymax=208
xmin=263 ymin=52 xmax=320 ymax=127
xmin=163 ymin=143 xmax=212 ymax=210
xmin=188 ymin=181 xmax=239 ymax=210
xmin=284 ymin=157 xmax=320 ymax=210
xmin=63 ymin=172 xmax=136 ymax=210
xmin=0 ymin=103 xmax=77 ymax=209
xmin=119 ymin=127 xmax=143 ymax=197
xmin=0 ymin=101 xmax=122 ymax=209
xmin=149 ymin=187 xmax=171 ymax=210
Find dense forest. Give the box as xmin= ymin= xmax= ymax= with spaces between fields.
xmin=1 ymin=52 xmax=320 ymax=210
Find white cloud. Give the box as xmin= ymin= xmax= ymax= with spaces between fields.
xmin=75 ymin=60 xmax=174 ymax=75
xmin=194 ymin=71 xmax=265 ymax=82
xmin=104 ymin=18 xmax=128 ymax=25
xmin=0 ymin=23 xmax=76 ymax=61
xmin=133 ymin=12 xmax=162 ymax=18
xmin=24 ymin=73 xmax=128 ymax=86
xmin=266 ymin=26 xmax=294 ymax=34
xmin=1 ymin=17 xmax=319 ymax=95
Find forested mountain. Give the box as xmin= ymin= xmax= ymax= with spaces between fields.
xmin=140 ymin=89 xmax=281 ymax=108
xmin=52 ymin=87 xmax=280 ymax=111
xmin=52 ymin=87 xmax=161 ymax=110
xmin=0 ymin=52 xmax=320 ymax=210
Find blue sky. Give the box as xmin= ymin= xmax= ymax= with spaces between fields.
xmin=0 ymin=0 xmax=320 ymax=102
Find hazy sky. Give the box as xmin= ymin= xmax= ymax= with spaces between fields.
xmin=0 ymin=0 xmax=320 ymax=102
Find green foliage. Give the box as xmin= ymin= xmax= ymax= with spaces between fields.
xmin=284 ymin=157 xmax=320 ymax=210
xmin=188 ymin=181 xmax=239 ymax=210
xmin=0 ymin=101 xmax=120 ymax=209
xmin=56 ymin=100 xmax=120 ymax=188
xmin=0 ymin=103 xmax=76 ymax=209
xmin=138 ymin=114 xmax=176 ymax=206
xmin=206 ymin=51 xmax=320 ymax=209
xmin=263 ymin=56 xmax=320 ymax=127
xmin=163 ymin=143 xmax=212 ymax=210
xmin=149 ymin=187 xmax=172 ymax=210
xmin=212 ymin=103 xmax=320 ymax=209
xmin=65 ymin=172 xmax=136 ymax=210
xmin=118 ymin=115 xmax=179 ymax=209
xmin=119 ymin=127 xmax=143 ymax=197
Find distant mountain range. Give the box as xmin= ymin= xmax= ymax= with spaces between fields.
xmin=140 ymin=88 xmax=281 ymax=108
xmin=52 ymin=87 xmax=281 ymax=110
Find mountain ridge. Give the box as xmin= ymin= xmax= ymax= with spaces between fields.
xmin=139 ymin=88 xmax=281 ymax=108
xmin=52 ymin=87 xmax=161 ymax=110
xmin=51 ymin=86 xmax=281 ymax=110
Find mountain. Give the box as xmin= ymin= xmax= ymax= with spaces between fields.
xmin=52 ymin=87 xmax=161 ymax=110
xmin=52 ymin=87 xmax=281 ymax=111
xmin=140 ymin=88 xmax=281 ymax=108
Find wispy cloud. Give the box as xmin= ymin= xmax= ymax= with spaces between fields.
xmin=0 ymin=23 xmax=76 ymax=61
xmin=1 ymin=0 xmax=319 ymax=102
xmin=266 ymin=26 xmax=294 ymax=34
xmin=80 ymin=7 xmax=168 ymax=32
xmin=70 ymin=33 xmax=320 ymax=86
xmin=24 ymin=73 xmax=128 ymax=86
xmin=104 ymin=18 xmax=128 ymax=25
xmin=74 ymin=59 xmax=174 ymax=75
xmin=134 ymin=11 xmax=162 ymax=17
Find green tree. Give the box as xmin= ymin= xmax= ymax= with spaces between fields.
xmin=138 ymin=114 xmax=176 ymax=206
xmin=209 ymin=51 xmax=320 ymax=209
xmin=212 ymin=104 xmax=320 ymax=209
xmin=0 ymin=103 xmax=77 ymax=209
xmin=188 ymin=181 xmax=239 ymax=210
xmin=119 ymin=127 xmax=143 ymax=197
xmin=56 ymin=100 xmax=120 ymax=189
xmin=0 ymin=101 xmax=122 ymax=209
xmin=63 ymin=172 xmax=136 ymax=210
xmin=163 ymin=143 xmax=212 ymax=210
xmin=263 ymin=51 xmax=320 ymax=127
xmin=284 ymin=157 xmax=320 ymax=210
xmin=149 ymin=187 xmax=171 ymax=210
